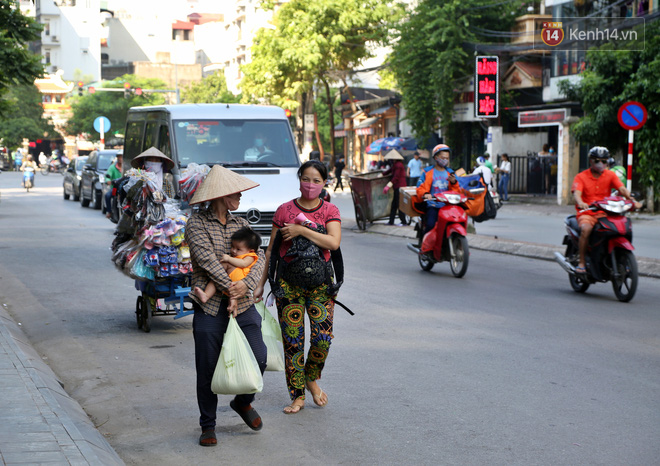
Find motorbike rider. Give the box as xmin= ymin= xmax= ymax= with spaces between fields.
xmin=104 ymin=152 xmax=123 ymax=218
xmin=571 ymin=146 xmax=641 ymax=273
xmin=416 ymin=144 xmax=461 ymax=233
xmin=20 ymin=154 xmax=38 ymax=187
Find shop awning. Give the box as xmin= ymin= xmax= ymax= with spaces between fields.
xmin=368 ymin=105 xmax=391 ymax=116
xmin=334 ymin=121 xmax=345 ymax=131
xmin=354 ymin=117 xmax=379 ymax=129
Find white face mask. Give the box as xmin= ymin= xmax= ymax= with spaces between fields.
xmin=144 ymin=161 xmax=163 ymax=175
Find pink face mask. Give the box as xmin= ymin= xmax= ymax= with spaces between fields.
xmin=300 ymin=181 xmax=324 ymax=199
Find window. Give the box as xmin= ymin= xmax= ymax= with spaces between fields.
xmin=101 ymin=53 xmax=109 ymax=65
xmin=124 ymin=121 xmax=144 ymax=165
xmin=158 ymin=125 xmax=171 ymax=158
xmin=144 ymin=121 xmax=159 ymax=150
xmin=44 ymin=51 xmax=51 ymax=64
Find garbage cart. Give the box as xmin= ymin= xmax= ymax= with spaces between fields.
xmin=348 ymin=171 xmax=392 ymax=230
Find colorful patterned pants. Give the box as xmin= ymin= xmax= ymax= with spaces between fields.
xmin=275 ymin=280 xmax=335 ymax=401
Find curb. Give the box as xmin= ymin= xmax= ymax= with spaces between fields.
xmin=360 ymin=222 xmax=660 ymax=279
xmin=0 ymin=306 xmax=124 ymax=465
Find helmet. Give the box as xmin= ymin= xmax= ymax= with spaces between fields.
xmin=476 ymin=156 xmax=486 ymax=166
xmin=607 ymin=157 xmax=616 ymax=168
xmin=432 ymin=144 xmax=452 ymax=157
xmin=588 ymin=146 xmax=610 ymax=159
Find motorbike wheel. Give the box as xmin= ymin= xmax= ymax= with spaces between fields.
xmin=136 ymin=297 xmax=144 ymax=330
xmin=80 ymin=191 xmax=90 ymax=207
xmin=566 ymin=244 xmax=590 ymax=292
xmin=63 ymin=189 xmax=70 ymax=200
xmin=73 ymin=186 xmax=80 ymax=202
xmin=355 ymin=204 xmax=367 ymax=231
xmin=40 ymin=167 xmax=49 ymax=176
xmin=418 ymin=253 xmax=434 ymax=271
xmin=611 ymin=249 xmax=638 ymax=302
xmin=449 ymin=234 xmax=469 ymax=278
xmin=91 ymin=189 xmax=102 ymax=210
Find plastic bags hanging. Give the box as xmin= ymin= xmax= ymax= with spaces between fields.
xmin=211 ymin=316 xmax=264 ymax=395
xmin=255 ymin=301 xmax=284 ymax=372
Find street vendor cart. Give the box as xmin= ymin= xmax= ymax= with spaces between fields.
xmin=348 ymin=171 xmax=392 ymax=230
xmin=135 ymin=276 xmax=193 ymax=333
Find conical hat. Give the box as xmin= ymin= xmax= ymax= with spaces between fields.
xmin=189 ymin=165 xmax=259 ymax=205
xmin=383 ymin=149 xmax=404 ymax=160
xmin=131 ymin=147 xmax=175 ymax=170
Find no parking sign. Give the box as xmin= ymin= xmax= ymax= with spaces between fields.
xmin=617 ymin=101 xmax=648 ymax=191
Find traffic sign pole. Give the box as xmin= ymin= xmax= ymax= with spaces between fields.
xmin=100 ymin=118 xmax=105 ymax=150
xmin=627 ymin=130 xmax=634 ymax=192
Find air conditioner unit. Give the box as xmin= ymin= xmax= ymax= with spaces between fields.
xmin=52 ymin=35 xmax=58 ymax=42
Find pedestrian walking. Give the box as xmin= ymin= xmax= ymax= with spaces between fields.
xmin=185 ymin=165 xmax=268 ymax=447
xmin=496 ymin=153 xmax=511 ymax=201
xmin=382 ymin=150 xmax=408 ymax=226
xmin=255 ymin=160 xmax=341 ymax=415
xmin=407 ymin=151 xmax=422 ymax=186
xmin=333 ymin=156 xmax=345 ymax=192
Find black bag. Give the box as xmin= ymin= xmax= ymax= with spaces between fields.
xmin=473 ymin=189 xmax=497 ymax=223
xmin=269 ymin=228 xmax=344 ymax=296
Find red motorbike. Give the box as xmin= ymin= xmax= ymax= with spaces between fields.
xmin=407 ymin=190 xmax=471 ymax=277
xmin=554 ymin=196 xmax=638 ymax=302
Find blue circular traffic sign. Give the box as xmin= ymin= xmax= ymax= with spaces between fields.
xmin=617 ymin=101 xmax=647 ymax=131
xmin=93 ymin=116 xmax=111 ymax=133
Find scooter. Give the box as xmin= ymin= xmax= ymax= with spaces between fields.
xmin=23 ymin=166 xmax=35 ymax=192
xmin=553 ymin=196 xmax=638 ymax=302
xmin=407 ymin=190 xmax=471 ymax=277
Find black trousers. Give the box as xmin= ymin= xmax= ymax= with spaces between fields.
xmin=334 ymin=172 xmax=344 ymax=191
xmin=193 ymin=301 xmax=267 ymax=431
xmin=388 ymin=187 xmax=407 ymax=224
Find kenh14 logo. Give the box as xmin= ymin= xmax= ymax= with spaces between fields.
xmin=541 ymin=22 xmax=564 ymax=46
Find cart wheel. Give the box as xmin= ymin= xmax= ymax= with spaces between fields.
xmin=141 ymin=292 xmax=152 ymax=333
xmin=355 ymin=203 xmax=367 ymax=231
xmin=135 ymin=297 xmax=144 ymax=330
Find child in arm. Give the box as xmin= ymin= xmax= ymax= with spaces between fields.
xmin=194 ymin=227 xmax=261 ymax=316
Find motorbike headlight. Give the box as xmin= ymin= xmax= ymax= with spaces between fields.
xmin=99 ymin=174 xmax=105 ymax=183
xmin=444 ymin=193 xmax=462 ymax=204
xmin=76 ymin=175 xmax=81 ymax=180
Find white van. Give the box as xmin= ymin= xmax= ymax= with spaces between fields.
xmin=123 ymin=104 xmax=301 ymax=246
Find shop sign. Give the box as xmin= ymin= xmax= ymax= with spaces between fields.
xmin=475 ymin=56 xmax=499 ymax=118
xmin=334 ymin=130 xmax=347 ymax=138
xmin=356 ymin=127 xmax=373 ymax=136
xmin=518 ymin=109 xmax=567 ymax=127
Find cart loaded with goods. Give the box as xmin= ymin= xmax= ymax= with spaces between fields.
xmin=110 ymin=163 xmax=210 ymax=332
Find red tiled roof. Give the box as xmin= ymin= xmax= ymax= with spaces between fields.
xmin=514 ymin=61 xmax=542 ymax=79
xmin=172 ymin=20 xmax=194 ymax=30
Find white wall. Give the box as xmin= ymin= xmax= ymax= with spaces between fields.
xmin=501 ymin=132 xmax=549 ymax=157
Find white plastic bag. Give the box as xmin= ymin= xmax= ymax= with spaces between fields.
xmin=211 ymin=316 xmax=264 ymax=395
xmin=255 ymin=301 xmax=285 ymax=372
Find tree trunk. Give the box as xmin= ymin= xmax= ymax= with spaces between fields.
xmin=322 ymin=77 xmax=336 ymax=168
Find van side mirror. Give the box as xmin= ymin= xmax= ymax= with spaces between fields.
xmin=84 ymin=164 xmax=93 ymax=170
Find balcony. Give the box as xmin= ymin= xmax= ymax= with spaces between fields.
xmin=510 ymin=14 xmax=552 ymax=53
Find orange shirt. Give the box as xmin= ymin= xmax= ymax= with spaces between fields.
xmin=571 ymin=168 xmax=623 ymax=216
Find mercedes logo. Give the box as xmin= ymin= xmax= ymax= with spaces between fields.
xmin=246 ymin=208 xmax=261 ymax=224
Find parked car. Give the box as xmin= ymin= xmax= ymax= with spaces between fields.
xmin=63 ymin=156 xmax=88 ymax=201
xmin=80 ymin=150 xmax=117 ymax=209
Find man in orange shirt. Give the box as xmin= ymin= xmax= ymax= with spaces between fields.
xmin=571 ymin=146 xmax=641 ymax=273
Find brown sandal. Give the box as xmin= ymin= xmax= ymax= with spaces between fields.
xmin=199 ymin=429 xmax=217 ymax=447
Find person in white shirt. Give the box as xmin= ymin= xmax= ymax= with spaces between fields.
xmin=495 ymin=153 xmax=512 ymax=201
xmin=472 ymin=156 xmax=492 ymax=187
xmin=244 ymin=132 xmax=274 ymax=162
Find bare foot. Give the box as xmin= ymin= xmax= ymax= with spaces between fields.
xmin=305 ymin=381 xmax=328 ymax=407
xmin=194 ymin=286 xmax=209 ymax=304
xmin=283 ymin=399 xmax=304 ymax=414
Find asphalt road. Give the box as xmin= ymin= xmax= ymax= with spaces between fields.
xmin=1 ymin=172 xmax=659 ymax=465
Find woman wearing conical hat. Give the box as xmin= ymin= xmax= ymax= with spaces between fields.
xmin=184 ymin=165 xmax=268 ymax=446
xmin=130 ymin=147 xmax=176 ymax=198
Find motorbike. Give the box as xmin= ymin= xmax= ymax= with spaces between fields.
xmin=23 ymin=166 xmax=35 ymax=192
xmin=406 ymin=190 xmax=472 ymax=277
xmin=553 ymin=196 xmax=638 ymax=302
xmin=40 ymin=156 xmax=68 ymax=176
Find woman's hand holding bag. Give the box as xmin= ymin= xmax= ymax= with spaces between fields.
xmin=255 ymin=301 xmax=285 ymax=372
xmin=211 ymin=316 xmax=264 ymax=395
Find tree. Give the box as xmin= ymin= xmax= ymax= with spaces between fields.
xmin=559 ymin=20 xmax=660 ymax=204
xmin=66 ymin=75 xmax=167 ymax=140
xmin=0 ymin=1 xmax=44 ymax=116
xmin=0 ymin=84 xmax=57 ymax=150
xmin=181 ymin=70 xmax=241 ymax=103
xmin=240 ymin=0 xmax=399 ymax=165
xmin=389 ymin=0 xmax=524 ymax=146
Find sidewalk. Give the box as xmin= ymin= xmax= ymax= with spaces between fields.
xmin=352 ymin=193 xmax=660 ymax=279
xmin=0 ymin=306 xmax=123 ymax=465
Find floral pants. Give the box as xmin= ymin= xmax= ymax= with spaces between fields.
xmin=275 ymin=280 xmax=335 ymax=401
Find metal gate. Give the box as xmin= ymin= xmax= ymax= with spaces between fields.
xmin=496 ymin=154 xmax=557 ymax=195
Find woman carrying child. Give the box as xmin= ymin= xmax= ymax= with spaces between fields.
xmin=255 ymin=160 xmax=342 ymax=414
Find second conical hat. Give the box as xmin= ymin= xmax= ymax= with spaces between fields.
xmin=383 ymin=149 xmax=404 ymax=160
xmin=189 ymin=165 xmax=259 ymax=205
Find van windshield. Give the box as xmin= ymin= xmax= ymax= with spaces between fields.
xmin=172 ymin=119 xmax=299 ymax=168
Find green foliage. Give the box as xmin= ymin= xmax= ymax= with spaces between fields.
xmin=66 ymin=74 xmax=167 ymax=140
xmin=0 ymin=1 xmax=45 ymax=116
xmin=313 ymin=91 xmax=341 ymax=153
xmin=559 ymin=20 xmax=660 ymax=198
xmin=0 ymin=84 xmax=57 ymax=150
xmin=389 ymin=0 xmax=524 ymax=146
xmin=240 ymin=0 xmax=399 ymax=111
xmin=181 ymin=70 xmax=241 ymax=104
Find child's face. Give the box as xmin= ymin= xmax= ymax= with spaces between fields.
xmin=230 ymin=240 xmax=251 ymax=257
